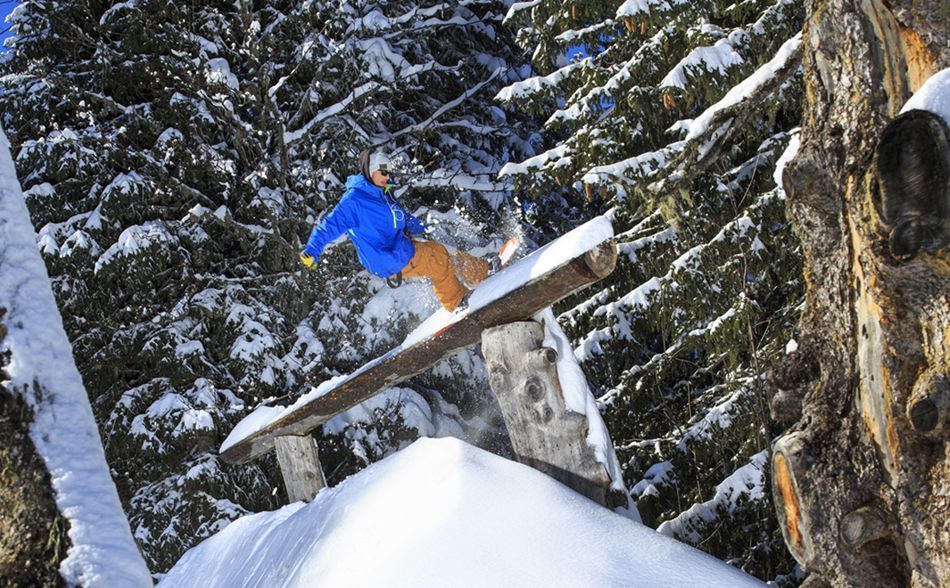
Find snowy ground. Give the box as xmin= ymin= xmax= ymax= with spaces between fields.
xmin=161 ymin=437 xmax=766 ymax=588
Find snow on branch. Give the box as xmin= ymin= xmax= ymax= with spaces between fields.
xmin=495 ymin=59 xmax=590 ymax=104
xmin=656 ymin=450 xmax=769 ymax=543
xmin=616 ymin=0 xmax=690 ymax=19
xmin=412 ymin=170 xmax=508 ymax=193
xmin=284 ymin=81 xmax=380 ymax=145
xmin=504 ymin=0 xmax=543 ymax=24
xmin=389 ymin=67 xmax=504 ymax=140
xmin=658 ymin=30 xmax=746 ymax=90
xmin=582 ymin=33 xmax=802 ymax=190
xmin=651 ymin=32 xmax=802 ymax=193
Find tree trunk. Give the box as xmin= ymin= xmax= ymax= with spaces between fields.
xmin=769 ymin=1 xmax=949 ymax=586
xmin=0 ymin=316 xmax=70 ymax=587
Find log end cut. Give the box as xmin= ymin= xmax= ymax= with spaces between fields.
xmin=772 ymin=432 xmax=814 ymax=568
xmin=873 ymin=109 xmax=950 ymax=259
xmin=582 ymin=242 xmax=618 ymax=279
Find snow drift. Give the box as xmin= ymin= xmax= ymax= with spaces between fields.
xmin=162 ymin=437 xmax=765 ymax=588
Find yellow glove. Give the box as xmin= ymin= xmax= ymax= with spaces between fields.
xmin=299 ymin=252 xmax=316 ymax=268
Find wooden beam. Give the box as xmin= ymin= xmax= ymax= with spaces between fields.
xmin=220 ymin=242 xmax=617 ymax=465
xmin=274 ymin=435 xmax=327 ymax=503
xmin=482 ymin=321 xmax=612 ymax=506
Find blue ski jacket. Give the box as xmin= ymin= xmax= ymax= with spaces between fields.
xmin=303 ymin=174 xmax=427 ymax=278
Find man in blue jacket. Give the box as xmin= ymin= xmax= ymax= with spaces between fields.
xmin=299 ymin=150 xmax=489 ymax=311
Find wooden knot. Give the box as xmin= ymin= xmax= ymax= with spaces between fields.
xmin=872 ymin=109 xmax=950 ymax=259
xmin=766 ymin=343 xmax=819 ymax=424
xmin=907 ymin=371 xmax=948 ymax=438
xmin=488 ymin=361 xmax=509 ymax=390
xmin=524 ymin=377 xmax=544 ymax=401
xmin=527 ymin=347 xmax=558 ymax=372
xmin=840 ymin=506 xmax=889 ymax=548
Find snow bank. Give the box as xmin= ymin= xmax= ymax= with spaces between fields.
xmin=0 ymin=128 xmax=151 ymax=586
xmin=162 ymin=437 xmax=766 ymax=588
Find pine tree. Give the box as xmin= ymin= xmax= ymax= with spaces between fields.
xmin=496 ymin=0 xmax=805 ymax=582
xmin=1 ymin=0 xmax=536 ymax=572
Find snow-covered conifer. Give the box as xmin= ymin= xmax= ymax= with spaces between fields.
xmin=496 ymin=0 xmax=805 ymax=582
xmin=1 ymin=0 xmax=536 ymax=573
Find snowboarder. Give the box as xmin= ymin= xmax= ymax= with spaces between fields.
xmin=299 ymin=150 xmax=494 ymax=311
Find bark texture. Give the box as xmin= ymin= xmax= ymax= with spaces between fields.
xmin=770 ymin=1 xmax=949 ymax=586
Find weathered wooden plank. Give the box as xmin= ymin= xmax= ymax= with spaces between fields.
xmin=481 ymin=321 xmax=612 ymax=506
xmin=274 ymin=435 xmax=327 ymax=503
xmin=220 ymin=242 xmax=616 ymax=465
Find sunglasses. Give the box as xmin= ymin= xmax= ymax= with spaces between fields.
xmin=377 ymin=169 xmax=391 ymax=177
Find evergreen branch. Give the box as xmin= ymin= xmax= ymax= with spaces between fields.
xmin=283 ymin=81 xmax=380 ymax=146
xmin=647 ymin=34 xmax=803 ymax=197
xmin=385 ymin=67 xmax=504 ymax=144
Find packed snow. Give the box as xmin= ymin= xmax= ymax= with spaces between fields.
xmin=163 ymin=437 xmax=766 ymax=588
xmin=0 ymin=128 xmax=151 ymax=586
xmin=223 ymin=214 xmax=615 ymax=451
xmin=901 ymin=67 xmax=950 ymax=124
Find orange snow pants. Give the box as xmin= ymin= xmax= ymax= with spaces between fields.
xmin=400 ymin=241 xmax=488 ymax=311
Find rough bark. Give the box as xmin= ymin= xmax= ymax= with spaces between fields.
xmin=769 ymin=1 xmax=949 ymax=586
xmin=0 ymin=313 xmax=70 ymax=587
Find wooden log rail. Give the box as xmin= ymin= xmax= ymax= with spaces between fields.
xmin=220 ymin=241 xmax=617 ymax=467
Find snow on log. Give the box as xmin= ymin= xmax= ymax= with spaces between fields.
xmin=220 ymin=216 xmax=617 ymax=465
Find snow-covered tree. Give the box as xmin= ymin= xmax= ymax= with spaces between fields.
xmin=495 ymin=0 xmax=805 ymax=582
xmin=1 ymin=0 xmax=536 ymax=573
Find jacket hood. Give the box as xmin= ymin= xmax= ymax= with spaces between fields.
xmin=346 ymin=174 xmax=379 ymax=194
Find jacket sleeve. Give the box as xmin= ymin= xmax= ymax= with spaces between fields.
xmin=404 ymin=208 xmax=428 ymax=235
xmin=303 ymin=195 xmax=359 ymax=258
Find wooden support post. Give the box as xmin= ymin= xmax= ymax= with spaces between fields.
xmin=274 ymin=435 xmax=326 ymax=503
xmin=482 ymin=321 xmax=613 ymax=506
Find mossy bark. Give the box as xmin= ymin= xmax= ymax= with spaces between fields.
xmin=769 ymin=1 xmax=949 ymax=586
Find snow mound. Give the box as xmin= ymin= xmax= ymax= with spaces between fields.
xmin=162 ymin=437 xmax=765 ymax=588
